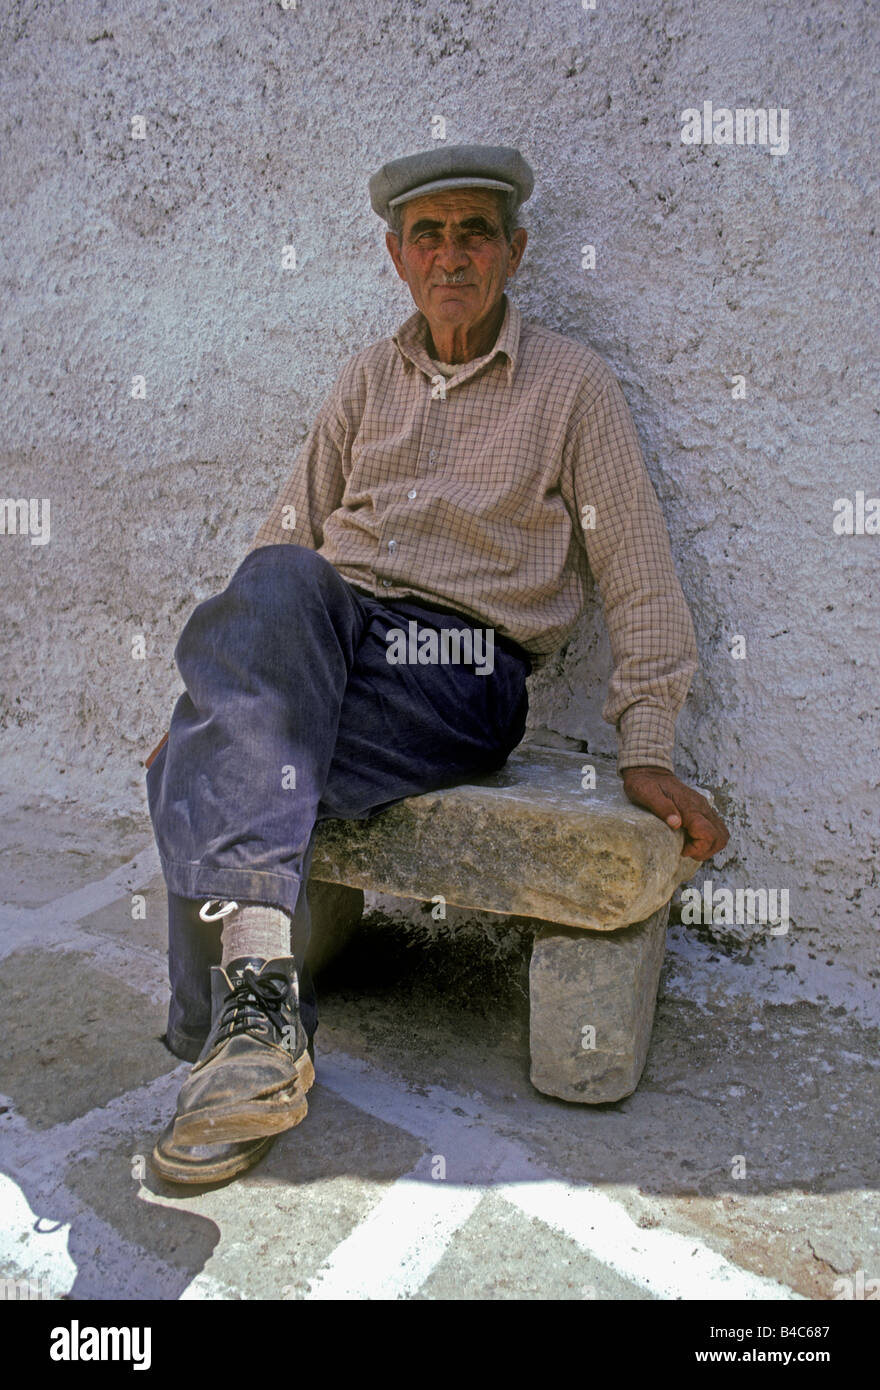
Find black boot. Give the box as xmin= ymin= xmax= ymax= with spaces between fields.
xmin=166 ymin=956 xmax=315 ymax=1147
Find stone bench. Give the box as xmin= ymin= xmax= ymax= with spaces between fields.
xmin=305 ymin=742 xmax=700 ymax=1103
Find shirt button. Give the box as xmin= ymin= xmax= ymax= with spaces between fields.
xmin=407 ymin=488 xmax=417 ymax=500
xmin=380 ymin=578 xmax=392 ymax=588
xmin=387 ymin=539 xmax=397 ymax=552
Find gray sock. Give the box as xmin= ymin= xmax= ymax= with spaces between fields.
xmin=220 ymin=904 xmax=292 ymax=967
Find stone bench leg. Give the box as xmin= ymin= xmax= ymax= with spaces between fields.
xmin=304 ymin=879 xmax=365 ymax=978
xmin=528 ymin=902 xmax=670 ymax=1103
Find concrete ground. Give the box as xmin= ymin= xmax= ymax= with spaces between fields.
xmin=0 ymin=789 xmax=878 ymax=1302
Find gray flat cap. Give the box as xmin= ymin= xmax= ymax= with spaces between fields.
xmin=369 ymin=143 xmax=534 ymax=226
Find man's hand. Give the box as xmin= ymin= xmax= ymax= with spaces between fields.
xmin=621 ymin=765 xmax=729 ymax=861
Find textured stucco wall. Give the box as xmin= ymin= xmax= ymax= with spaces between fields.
xmin=1 ymin=2 xmax=877 ymax=977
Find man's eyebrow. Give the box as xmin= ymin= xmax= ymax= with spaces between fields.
xmin=407 ymin=218 xmax=444 ymax=235
xmin=460 ymin=215 xmax=498 ymax=230
xmin=406 ymin=214 xmax=500 ymax=236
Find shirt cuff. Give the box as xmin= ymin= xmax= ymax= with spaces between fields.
xmin=616 ymin=704 xmax=678 ymax=774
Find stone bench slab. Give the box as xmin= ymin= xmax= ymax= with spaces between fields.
xmin=312 ymin=745 xmax=699 ymax=930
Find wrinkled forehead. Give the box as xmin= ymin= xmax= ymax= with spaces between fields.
xmin=398 ymin=186 xmax=508 ymax=234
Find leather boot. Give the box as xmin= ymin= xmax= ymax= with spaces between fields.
xmin=168 ymin=955 xmax=315 ymax=1147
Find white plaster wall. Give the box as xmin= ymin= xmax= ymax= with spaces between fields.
xmin=1 ymin=1 xmax=877 ymax=975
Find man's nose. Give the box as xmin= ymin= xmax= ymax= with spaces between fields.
xmin=434 ymin=234 xmax=470 ymax=269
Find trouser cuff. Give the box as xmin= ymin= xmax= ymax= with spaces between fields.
xmin=158 ymin=859 xmax=305 ymax=922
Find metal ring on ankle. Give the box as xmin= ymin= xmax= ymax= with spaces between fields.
xmin=199 ymin=899 xmax=240 ymax=922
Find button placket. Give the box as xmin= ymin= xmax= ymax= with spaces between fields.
xmin=424 ymin=368 xmax=449 ymax=473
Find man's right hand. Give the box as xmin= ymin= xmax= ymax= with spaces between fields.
xmin=621 ymin=765 xmax=729 ymax=861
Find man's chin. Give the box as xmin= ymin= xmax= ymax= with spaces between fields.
xmin=428 ymin=298 xmax=476 ymax=324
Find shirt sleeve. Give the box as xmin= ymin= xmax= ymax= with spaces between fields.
xmin=247 ymin=365 xmax=353 ymax=555
xmin=562 ymin=374 xmax=698 ymax=773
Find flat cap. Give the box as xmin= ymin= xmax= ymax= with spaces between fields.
xmin=369 ymin=143 xmax=534 ymax=226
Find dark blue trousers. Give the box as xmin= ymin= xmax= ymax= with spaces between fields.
xmin=146 ymin=544 xmax=530 ymax=1061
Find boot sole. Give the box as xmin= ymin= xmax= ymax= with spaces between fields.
xmin=171 ymin=1050 xmax=316 ymax=1146
xmin=150 ymin=1126 xmax=276 ymax=1185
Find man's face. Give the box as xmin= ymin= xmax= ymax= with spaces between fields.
xmin=385 ymin=188 xmax=527 ymax=338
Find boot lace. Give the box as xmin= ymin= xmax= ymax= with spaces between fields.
xmin=215 ymin=968 xmax=294 ymax=1043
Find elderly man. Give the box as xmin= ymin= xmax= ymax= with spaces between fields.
xmin=145 ymin=144 xmax=728 ymax=1183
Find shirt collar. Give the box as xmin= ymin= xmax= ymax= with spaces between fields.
xmin=392 ymin=293 xmax=521 ymax=385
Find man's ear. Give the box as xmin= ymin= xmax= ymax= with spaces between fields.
xmin=385 ymin=230 xmax=409 ymax=283
xmin=506 ymin=227 xmax=528 ymax=277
